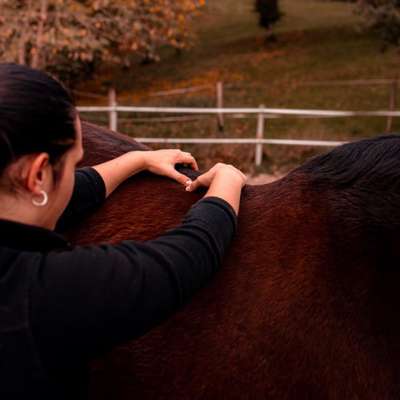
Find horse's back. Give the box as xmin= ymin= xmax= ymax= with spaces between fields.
xmin=74 ymin=123 xmax=400 ymax=399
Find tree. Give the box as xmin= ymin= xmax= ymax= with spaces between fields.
xmin=0 ymin=0 xmax=204 ymax=79
xmin=358 ymin=0 xmax=400 ymax=46
xmin=255 ymin=0 xmax=281 ymax=40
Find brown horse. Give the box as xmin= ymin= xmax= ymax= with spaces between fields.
xmin=66 ymin=122 xmax=400 ymax=399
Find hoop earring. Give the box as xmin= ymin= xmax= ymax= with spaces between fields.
xmin=32 ymin=190 xmax=48 ymax=207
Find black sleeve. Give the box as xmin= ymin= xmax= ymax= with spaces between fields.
xmin=56 ymin=167 xmax=106 ymax=232
xmin=31 ymin=197 xmax=237 ymax=364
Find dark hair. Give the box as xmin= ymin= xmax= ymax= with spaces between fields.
xmin=0 ymin=63 xmax=77 ymax=178
xmin=297 ymin=134 xmax=400 ymax=229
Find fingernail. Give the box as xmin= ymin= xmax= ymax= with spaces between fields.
xmin=185 ymin=180 xmax=192 ymax=186
xmin=185 ymin=185 xmax=191 ymax=192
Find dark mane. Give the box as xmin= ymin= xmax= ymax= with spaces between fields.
xmin=293 ymin=134 xmax=400 ymax=230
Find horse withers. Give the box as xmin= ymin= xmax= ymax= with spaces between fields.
xmin=65 ymin=122 xmax=400 ymax=399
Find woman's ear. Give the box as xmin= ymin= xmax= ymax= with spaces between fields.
xmin=25 ymin=153 xmax=51 ymax=195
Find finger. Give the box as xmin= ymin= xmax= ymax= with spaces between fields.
xmin=179 ymin=154 xmax=199 ymax=171
xmin=168 ymin=168 xmax=192 ymax=186
xmin=186 ymin=177 xmax=203 ymax=192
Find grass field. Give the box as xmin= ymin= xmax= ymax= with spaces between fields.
xmin=77 ymin=0 xmax=400 ymax=173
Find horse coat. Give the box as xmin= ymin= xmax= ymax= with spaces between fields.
xmin=65 ymin=122 xmax=400 ymax=399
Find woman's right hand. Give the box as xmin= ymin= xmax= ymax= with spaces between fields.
xmin=185 ymin=163 xmax=246 ymax=215
xmin=185 ymin=163 xmax=246 ymax=192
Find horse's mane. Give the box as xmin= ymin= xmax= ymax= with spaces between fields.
xmin=292 ymin=134 xmax=400 ymax=230
xmin=298 ymin=134 xmax=400 ymax=191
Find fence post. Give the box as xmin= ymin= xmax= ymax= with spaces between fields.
xmin=216 ymin=81 xmax=224 ymax=132
xmin=255 ymin=105 xmax=265 ymax=167
xmin=386 ymin=80 xmax=398 ymax=133
xmin=108 ymin=87 xmax=118 ymax=131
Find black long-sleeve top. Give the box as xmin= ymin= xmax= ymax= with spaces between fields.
xmin=0 ymin=168 xmax=237 ymax=399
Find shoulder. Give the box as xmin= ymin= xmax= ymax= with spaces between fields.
xmin=74 ymin=167 xmax=106 ymax=196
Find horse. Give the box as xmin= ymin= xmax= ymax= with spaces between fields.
xmin=65 ymin=122 xmax=400 ymax=399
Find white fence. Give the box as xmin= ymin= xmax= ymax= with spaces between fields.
xmin=76 ymin=79 xmax=399 ymax=131
xmin=77 ymin=104 xmax=400 ymax=166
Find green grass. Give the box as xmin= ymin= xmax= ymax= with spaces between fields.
xmin=77 ymin=0 xmax=400 ymax=173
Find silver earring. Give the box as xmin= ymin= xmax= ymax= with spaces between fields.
xmin=32 ymin=190 xmax=48 ymax=207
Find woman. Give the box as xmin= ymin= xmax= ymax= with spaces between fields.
xmin=0 ymin=63 xmax=246 ymax=399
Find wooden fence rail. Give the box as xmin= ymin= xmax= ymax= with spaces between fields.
xmin=77 ymin=103 xmax=400 ymax=167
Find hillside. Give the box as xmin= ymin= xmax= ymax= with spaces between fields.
xmin=77 ymin=0 xmax=400 ymax=172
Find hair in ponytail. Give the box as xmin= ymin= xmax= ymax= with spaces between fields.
xmin=0 ymin=63 xmax=77 ymax=179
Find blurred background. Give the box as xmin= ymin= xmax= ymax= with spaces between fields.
xmin=1 ymin=0 xmax=399 ymax=178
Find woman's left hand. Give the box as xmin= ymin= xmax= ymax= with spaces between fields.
xmin=142 ymin=150 xmax=199 ymax=186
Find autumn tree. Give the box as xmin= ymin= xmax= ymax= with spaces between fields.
xmin=0 ymin=0 xmax=204 ymax=79
xmin=255 ymin=0 xmax=281 ymax=40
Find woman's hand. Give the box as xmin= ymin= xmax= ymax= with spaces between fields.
xmin=185 ymin=163 xmax=247 ymax=215
xmin=185 ymin=163 xmax=247 ymax=192
xmin=142 ymin=150 xmax=199 ymax=186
